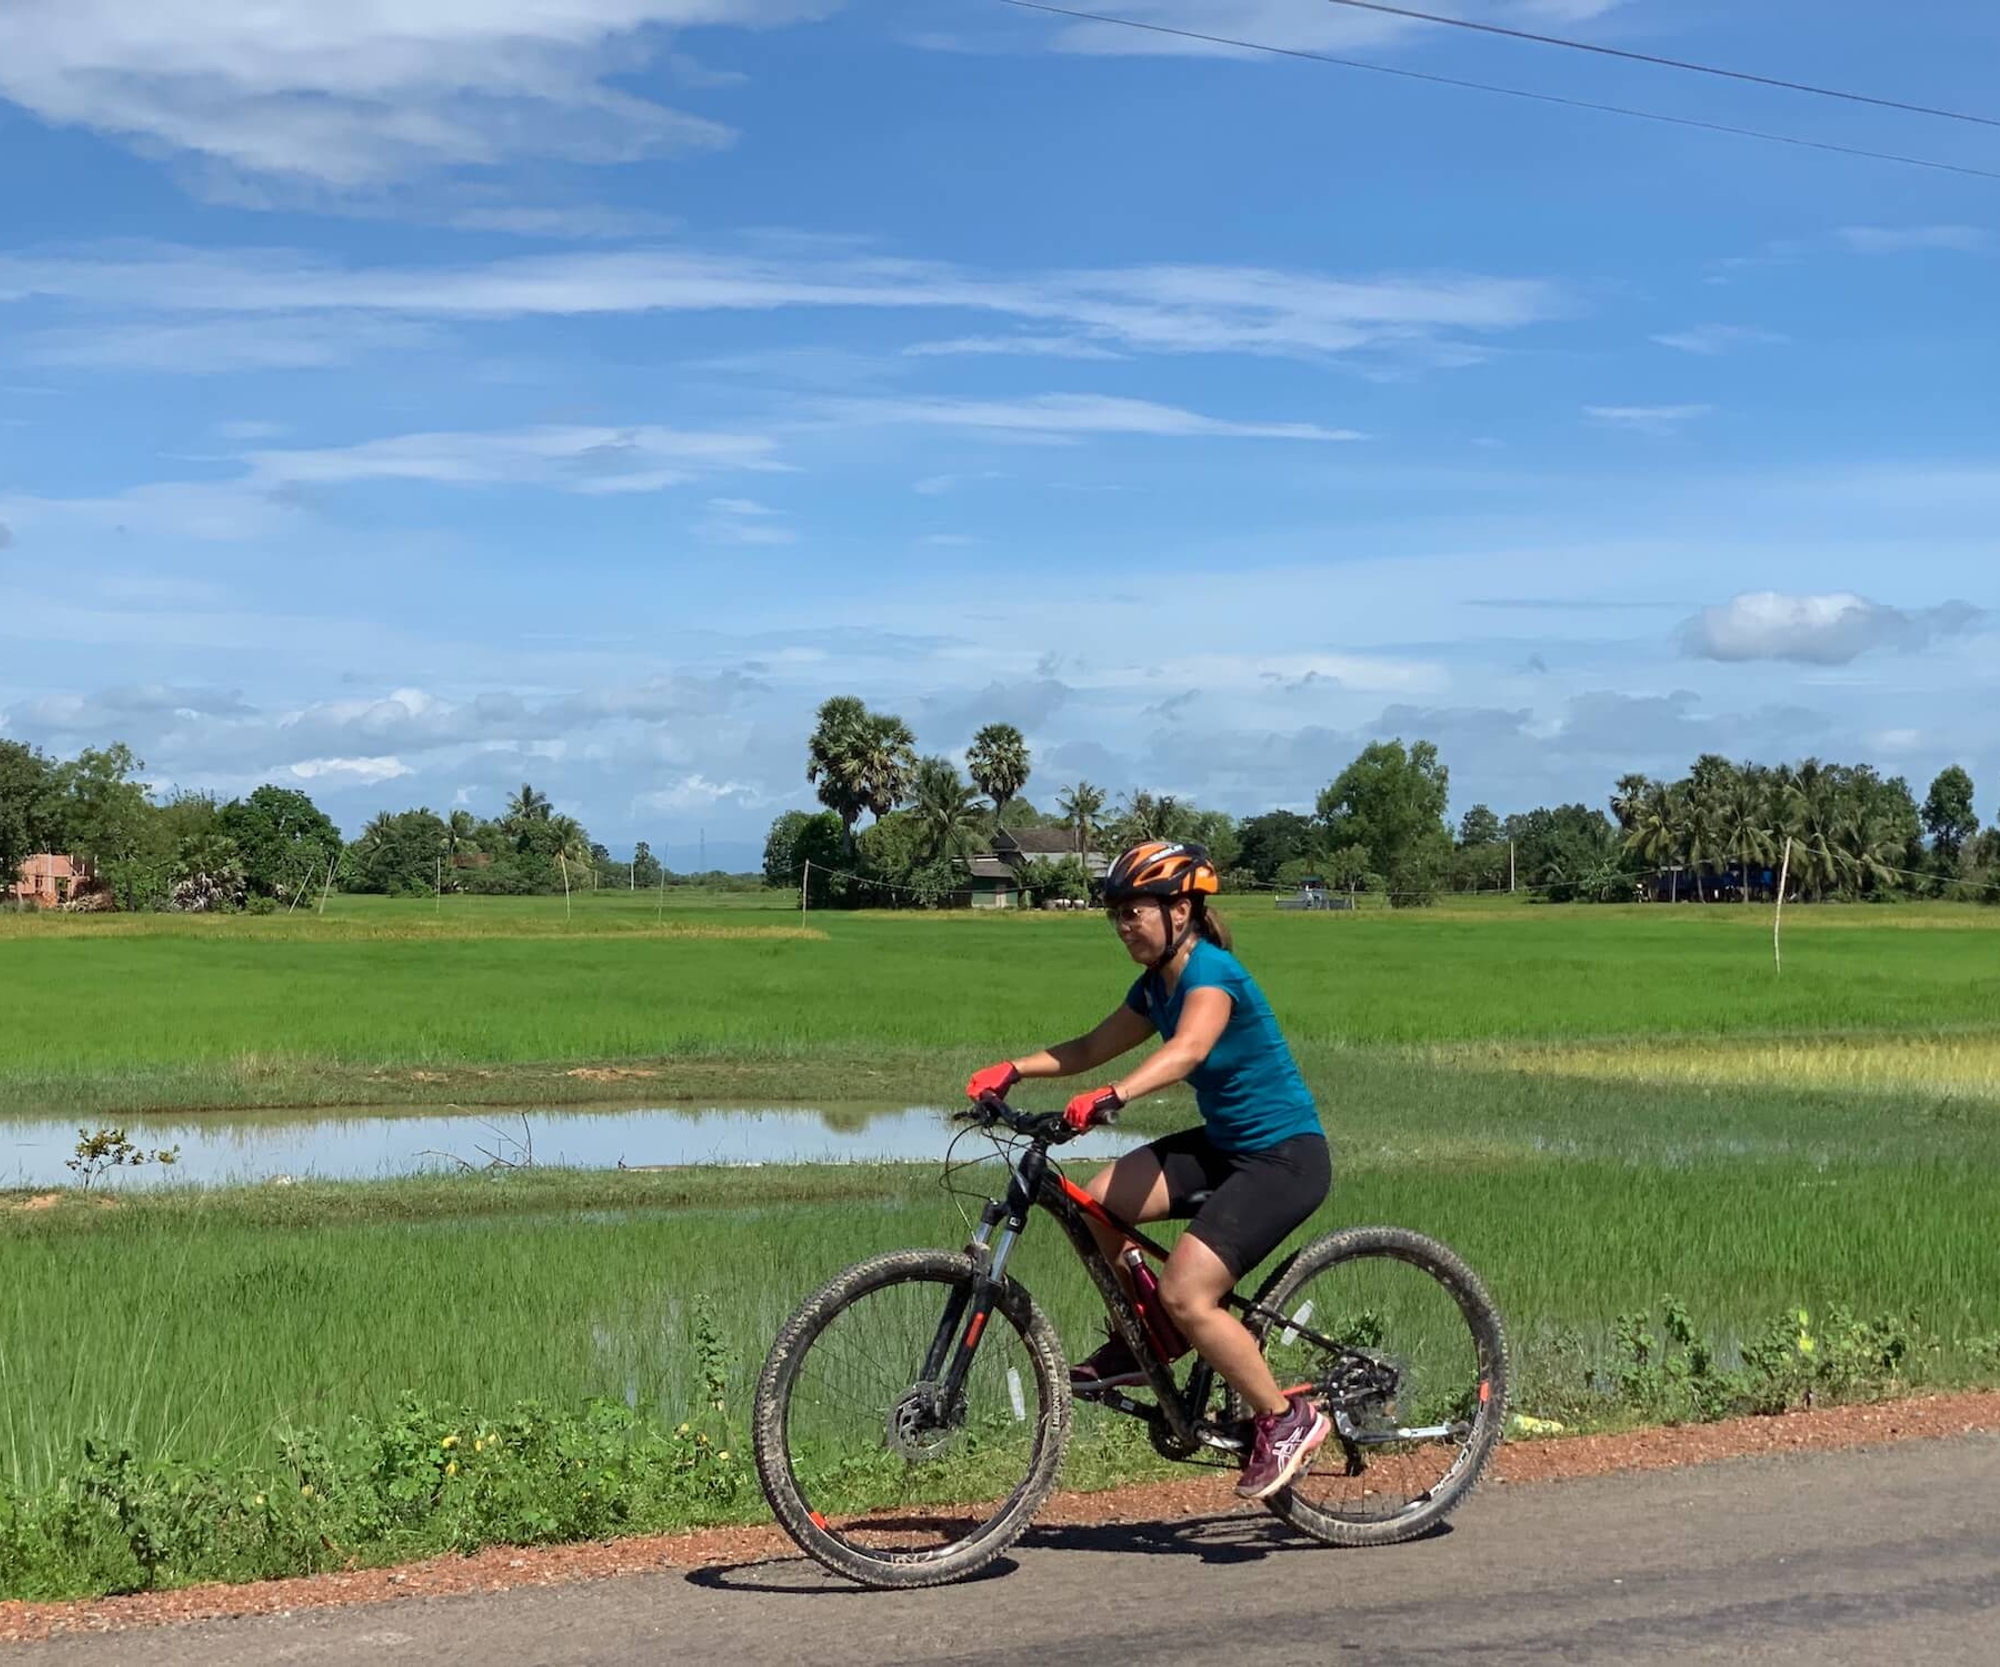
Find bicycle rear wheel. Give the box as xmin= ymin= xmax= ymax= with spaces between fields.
xmin=753 ymin=1249 xmax=1071 ymax=1588
xmin=1237 ymin=1225 xmax=1508 ymax=1546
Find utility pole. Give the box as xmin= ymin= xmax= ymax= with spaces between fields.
xmin=1508 ymin=841 xmax=1515 ymax=895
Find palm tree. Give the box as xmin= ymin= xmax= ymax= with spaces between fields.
xmin=1715 ymin=770 xmax=1774 ymax=902
xmin=806 ymin=697 xmax=917 ymax=856
xmin=912 ymin=757 xmax=988 ymax=862
xmin=1610 ymin=773 xmax=1654 ymax=834
xmin=445 ymin=808 xmax=477 ymax=858
xmin=505 ymin=783 xmax=551 ymax=836
xmin=806 ymin=696 xmax=871 ymax=854
xmin=1623 ymin=781 xmax=1688 ymax=900
xmin=548 ymin=814 xmax=591 ymax=873
xmin=966 ymin=723 xmax=1030 ymax=821
xmin=1055 ymin=780 xmax=1106 ymax=858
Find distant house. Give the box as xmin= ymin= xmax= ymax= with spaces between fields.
xmin=9 ymin=854 xmax=89 ymax=908
xmin=961 ymin=827 xmax=1110 ymax=910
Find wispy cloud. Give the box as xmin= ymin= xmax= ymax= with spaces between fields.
xmin=0 ymin=1 xmax=835 ymax=192
xmin=1680 ymin=591 xmax=1987 ymax=665
xmin=904 ymin=334 xmax=1125 ymax=360
xmin=27 ymin=315 xmax=436 ymax=373
xmin=913 ymin=470 xmax=1004 ymax=496
xmin=1650 ymin=323 xmax=1786 ymax=356
xmin=0 ymin=245 xmax=1563 ymax=367
xmin=827 ymin=393 xmax=1364 ymax=442
xmin=1584 ymin=403 xmax=1713 ymax=433
xmin=243 ymin=425 xmax=784 ymax=494
xmin=1837 ymin=225 xmax=1988 ymax=255
xmin=696 ymin=495 xmax=796 ymax=544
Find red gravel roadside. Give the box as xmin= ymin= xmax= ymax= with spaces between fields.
xmin=6 ymin=1388 xmax=1997 ymax=1644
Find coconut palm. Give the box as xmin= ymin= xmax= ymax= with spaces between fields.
xmin=912 ymin=756 xmax=988 ymax=862
xmin=1714 ymin=769 xmax=1774 ymax=902
xmin=1623 ymin=781 xmax=1688 ymax=899
xmin=966 ymin=724 xmax=1031 ymax=820
xmin=1055 ymin=780 xmax=1106 ymax=858
xmin=504 ymin=783 xmax=551 ymax=835
xmin=445 ymin=808 xmax=477 ymax=858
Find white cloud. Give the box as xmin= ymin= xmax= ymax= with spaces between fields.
xmin=283 ymin=755 xmax=413 ymax=785
xmin=904 ymin=335 xmax=1125 ymax=360
xmin=0 ymin=1 xmax=835 ymax=190
xmin=448 ymin=205 xmax=685 ymax=240
xmin=0 ymin=245 xmax=1563 ymax=366
xmin=28 ymin=315 xmax=436 ymax=373
xmin=1837 ymin=225 xmax=1988 ymax=255
xmin=913 ymin=471 xmax=1003 ymax=496
xmin=828 ymin=393 xmax=1364 ymax=442
xmin=244 ymin=424 xmax=783 ymax=494
xmin=1584 ymin=403 xmax=1713 ymax=433
xmin=1650 ymin=324 xmax=1786 ymax=356
xmin=1680 ymin=592 xmax=1987 ymax=666
xmin=696 ymin=495 xmax=796 ymax=543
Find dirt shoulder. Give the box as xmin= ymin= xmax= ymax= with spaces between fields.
xmin=5 ymin=1388 xmax=1997 ymax=1644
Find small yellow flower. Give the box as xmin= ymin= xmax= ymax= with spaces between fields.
xmin=676 ymin=1422 xmax=690 ymax=1435
xmin=474 ymin=1437 xmax=486 ymax=1453
xmin=1798 ymin=1334 xmax=1816 ymax=1355
xmin=301 ymin=1484 xmax=315 ymax=1497
xmin=254 ymin=1494 xmax=266 ymax=1507
xmin=446 ymin=1460 xmax=458 ymax=1476
xmin=717 ymin=1451 xmax=730 ymax=1462
xmin=441 ymin=1434 xmax=459 ymax=1450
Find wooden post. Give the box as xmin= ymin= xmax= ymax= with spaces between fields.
xmin=1774 ymin=836 xmax=1792 ymax=976
xmin=317 ymin=853 xmax=335 ymax=915
xmin=1508 ymin=841 xmax=1515 ymax=895
xmin=436 ymin=854 xmax=442 ymax=916
xmin=559 ymin=850 xmax=571 ymax=922
xmin=801 ymin=858 xmax=810 ymax=922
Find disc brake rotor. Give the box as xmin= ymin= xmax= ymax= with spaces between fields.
xmin=885 ymin=1385 xmax=959 ymax=1462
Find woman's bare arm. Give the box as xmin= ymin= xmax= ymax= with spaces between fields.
xmin=1008 ymin=1004 xmax=1156 ymax=1081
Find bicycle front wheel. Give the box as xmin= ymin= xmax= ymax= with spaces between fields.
xmin=752 ymin=1249 xmax=1071 ymax=1588
xmin=1238 ymin=1226 xmax=1508 ymax=1547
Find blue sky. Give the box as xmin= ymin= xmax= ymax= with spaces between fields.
xmin=2 ymin=0 xmax=1995 ymax=865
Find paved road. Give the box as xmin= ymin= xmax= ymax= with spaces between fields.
xmin=12 ymin=1437 xmax=1999 ymax=1665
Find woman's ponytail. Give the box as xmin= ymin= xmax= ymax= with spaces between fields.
xmin=1195 ymin=900 xmax=1232 ymax=951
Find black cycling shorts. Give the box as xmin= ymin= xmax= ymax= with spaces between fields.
xmin=1146 ymin=1125 xmax=1332 ymax=1280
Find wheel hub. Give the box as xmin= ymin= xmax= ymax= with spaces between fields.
xmin=886 ymin=1384 xmax=959 ymax=1461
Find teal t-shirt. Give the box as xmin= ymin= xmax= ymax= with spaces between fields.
xmin=1125 ymin=939 xmax=1321 ymax=1154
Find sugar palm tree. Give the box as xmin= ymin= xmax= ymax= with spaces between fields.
xmin=967 ymin=723 xmax=1030 ymax=821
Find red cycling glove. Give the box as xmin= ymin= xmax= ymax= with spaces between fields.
xmin=965 ymin=1061 xmax=1022 ymax=1101
xmin=1064 ymin=1086 xmax=1125 ymax=1131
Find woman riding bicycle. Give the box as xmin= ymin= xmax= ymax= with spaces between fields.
xmin=966 ymin=839 xmax=1333 ymax=1500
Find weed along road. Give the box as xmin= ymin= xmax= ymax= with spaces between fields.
xmin=11 ymin=1439 xmax=1997 ymax=1666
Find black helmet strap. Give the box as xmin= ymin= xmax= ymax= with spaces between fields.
xmin=1148 ymin=894 xmax=1202 ymax=975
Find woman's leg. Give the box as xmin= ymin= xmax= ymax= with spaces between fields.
xmin=1156 ymin=1236 xmax=1289 ymax=1416
xmin=1080 ymin=1147 xmax=1175 ymax=1290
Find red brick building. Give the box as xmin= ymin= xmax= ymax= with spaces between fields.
xmin=9 ymin=854 xmax=89 ymax=908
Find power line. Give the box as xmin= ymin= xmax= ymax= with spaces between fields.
xmin=994 ymin=0 xmax=2000 ymax=184
xmin=1317 ymin=0 xmax=2000 ymax=131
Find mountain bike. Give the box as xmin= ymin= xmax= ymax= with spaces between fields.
xmin=752 ymin=1091 xmax=1509 ymax=1588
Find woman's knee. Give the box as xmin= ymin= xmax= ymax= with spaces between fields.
xmin=1157 ymin=1267 xmax=1221 ymax=1326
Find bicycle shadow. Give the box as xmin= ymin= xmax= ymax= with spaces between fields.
xmin=685 ymin=1513 xmax=1453 ymax=1595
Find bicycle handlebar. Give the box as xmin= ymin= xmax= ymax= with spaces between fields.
xmin=953 ymin=1091 xmax=1079 ymax=1144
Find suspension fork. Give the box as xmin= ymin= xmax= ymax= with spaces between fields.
xmin=930 ymin=1159 xmax=1039 ymax=1404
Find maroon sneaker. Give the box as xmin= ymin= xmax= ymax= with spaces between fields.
xmin=1070 ymin=1332 xmax=1146 ymax=1393
xmin=1236 ymin=1394 xmax=1331 ymax=1500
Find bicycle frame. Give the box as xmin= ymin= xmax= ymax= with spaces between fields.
xmin=922 ymin=1130 xmax=1367 ymax=1459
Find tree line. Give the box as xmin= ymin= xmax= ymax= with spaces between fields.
xmin=0 ymin=739 xmax=729 ymax=912
xmin=763 ymin=700 xmax=2000 ymax=909
xmin=8 ymin=722 xmax=1997 ymax=914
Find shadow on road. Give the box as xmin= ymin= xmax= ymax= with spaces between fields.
xmin=685 ymin=1512 xmax=1454 ymax=1595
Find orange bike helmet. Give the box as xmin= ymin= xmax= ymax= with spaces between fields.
xmin=1102 ymin=841 xmax=1220 ymax=902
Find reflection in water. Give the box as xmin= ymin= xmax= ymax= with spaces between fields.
xmin=0 ymin=1103 xmax=1143 ymax=1188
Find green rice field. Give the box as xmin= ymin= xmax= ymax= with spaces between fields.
xmin=3 ymin=893 xmax=1998 ymax=1594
